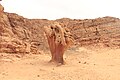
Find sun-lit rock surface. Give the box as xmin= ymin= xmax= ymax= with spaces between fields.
xmin=0 ymin=4 xmax=120 ymax=53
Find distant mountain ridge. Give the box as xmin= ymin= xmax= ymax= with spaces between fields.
xmin=0 ymin=5 xmax=120 ymax=53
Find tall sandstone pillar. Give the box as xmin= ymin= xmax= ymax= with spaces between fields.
xmin=44 ymin=22 xmax=74 ymax=65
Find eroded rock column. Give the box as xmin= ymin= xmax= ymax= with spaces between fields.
xmin=44 ymin=22 xmax=74 ymax=65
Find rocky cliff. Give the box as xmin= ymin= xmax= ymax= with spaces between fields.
xmin=0 ymin=5 xmax=120 ymax=53
xmin=56 ymin=17 xmax=120 ymax=47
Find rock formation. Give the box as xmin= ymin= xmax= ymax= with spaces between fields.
xmin=0 ymin=4 xmax=3 ymax=12
xmin=44 ymin=22 xmax=74 ymax=64
xmin=56 ymin=17 xmax=120 ymax=48
xmin=0 ymin=4 xmax=120 ymax=54
xmin=0 ymin=5 xmax=31 ymax=53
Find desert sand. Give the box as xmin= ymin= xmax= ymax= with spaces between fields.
xmin=0 ymin=4 xmax=120 ymax=80
xmin=0 ymin=47 xmax=120 ymax=80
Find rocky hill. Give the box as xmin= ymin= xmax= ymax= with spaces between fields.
xmin=0 ymin=5 xmax=120 ymax=54
xmin=56 ymin=17 xmax=120 ymax=47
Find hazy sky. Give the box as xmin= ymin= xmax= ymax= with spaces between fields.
xmin=1 ymin=0 xmax=120 ymax=20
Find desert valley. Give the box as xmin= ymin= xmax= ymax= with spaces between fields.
xmin=0 ymin=4 xmax=120 ymax=80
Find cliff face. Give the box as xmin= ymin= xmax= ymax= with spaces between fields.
xmin=0 ymin=5 xmax=120 ymax=53
xmin=0 ymin=12 xmax=51 ymax=53
xmin=0 ymin=12 xmax=29 ymax=53
xmin=56 ymin=17 xmax=120 ymax=47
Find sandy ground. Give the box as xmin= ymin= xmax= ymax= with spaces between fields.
xmin=0 ymin=47 xmax=120 ymax=80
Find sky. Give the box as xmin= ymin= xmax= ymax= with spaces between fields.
xmin=1 ymin=0 xmax=120 ymax=20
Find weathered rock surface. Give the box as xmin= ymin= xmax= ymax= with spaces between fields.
xmin=0 ymin=5 xmax=120 ymax=53
xmin=56 ymin=17 xmax=120 ymax=47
